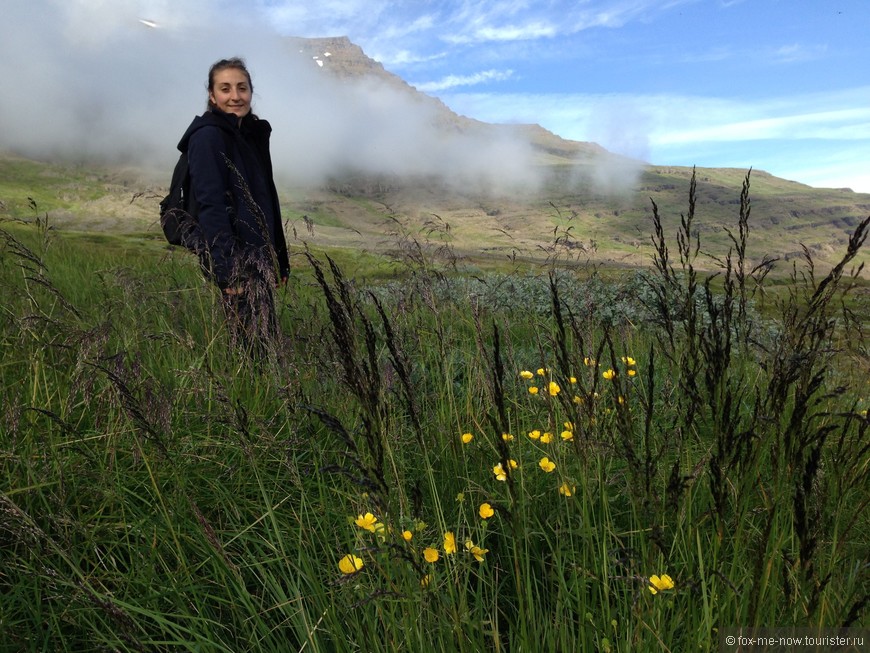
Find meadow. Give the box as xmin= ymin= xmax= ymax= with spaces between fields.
xmin=1 ymin=172 xmax=868 ymax=651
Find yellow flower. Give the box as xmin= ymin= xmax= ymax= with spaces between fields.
xmin=540 ymin=432 xmax=553 ymax=444
xmin=424 ymin=547 xmax=440 ymax=563
xmin=559 ymin=482 xmax=575 ymax=497
xmin=520 ymin=370 xmax=535 ymax=379
xmin=479 ymin=502 xmax=495 ymax=519
xmin=537 ymin=367 xmax=547 ymax=376
xmin=648 ymin=574 xmax=675 ymax=594
xmin=564 ymin=421 xmax=574 ymax=430
xmin=602 ymin=369 xmax=616 ymax=380
xmin=444 ymin=532 xmax=457 ymax=555
xmin=529 ymin=386 xmax=539 ymax=395
xmin=584 ymin=357 xmax=596 ymax=367
xmin=570 ymin=376 xmax=577 ymax=384
xmin=402 ymin=530 xmax=413 ymax=542
xmin=493 ymin=463 xmax=507 ymax=482
xmin=421 ymin=574 xmax=432 ymax=588
xmin=465 ymin=539 xmax=489 ymax=562
xmin=621 ymin=356 xmax=637 ymax=366
xmin=528 ymin=429 xmax=541 ymax=440
xmin=539 ymin=457 xmax=556 ymax=473
xmin=354 ymin=512 xmax=379 ymax=532
xmin=502 ymin=432 xmax=514 ymax=442
xmin=509 ymin=459 xmax=518 ymax=469
xmin=548 ymin=381 xmax=561 ymax=396
xmin=573 ymin=395 xmax=583 ymax=404
xmin=338 ymin=554 xmax=364 ymax=574
xmin=461 ymin=432 xmax=474 ymax=444
xmin=617 ymin=396 xmax=626 ymax=405
xmin=627 ymin=369 xmax=637 ymax=377
xmin=560 ymin=430 xmax=573 ymax=441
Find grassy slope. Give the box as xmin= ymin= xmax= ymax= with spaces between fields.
xmin=0 ymin=153 xmax=160 ymax=233
xmin=2 ymin=149 xmax=869 ymax=274
xmin=279 ymin=164 xmax=870 ymax=273
xmin=1 ymin=203 xmax=868 ymax=650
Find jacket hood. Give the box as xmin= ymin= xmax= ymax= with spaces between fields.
xmin=177 ymin=109 xmax=238 ymax=153
xmin=177 ymin=109 xmax=270 ymax=153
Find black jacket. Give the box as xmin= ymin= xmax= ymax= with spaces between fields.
xmin=178 ymin=108 xmax=290 ymax=289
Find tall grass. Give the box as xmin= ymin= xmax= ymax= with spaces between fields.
xmin=1 ymin=172 xmax=868 ymax=651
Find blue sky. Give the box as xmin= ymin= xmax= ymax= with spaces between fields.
xmin=2 ymin=1 xmax=868 ymax=193
xmin=260 ymin=0 xmax=870 ymax=192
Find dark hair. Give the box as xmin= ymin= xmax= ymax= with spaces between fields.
xmin=207 ymin=57 xmax=253 ymax=110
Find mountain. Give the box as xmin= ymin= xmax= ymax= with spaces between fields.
xmin=1 ymin=36 xmax=868 ymax=273
xmin=287 ymin=36 xmax=606 ymax=162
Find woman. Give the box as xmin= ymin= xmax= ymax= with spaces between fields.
xmin=177 ymin=57 xmax=290 ymax=348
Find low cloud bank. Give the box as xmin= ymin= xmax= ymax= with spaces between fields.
xmin=1 ymin=1 xmax=542 ymax=196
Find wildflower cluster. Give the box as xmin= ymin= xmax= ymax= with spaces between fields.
xmin=520 ymin=355 xmax=638 ymax=411
xmin=520 ymin=366 xmax=572 ymax=399
xmin=601 ymin=356 xmax=638 ymax=382
xmin=338 ymin=506 xmax=493 ymax=585
xmin=337 ymin=358 xmax=642 ymax=588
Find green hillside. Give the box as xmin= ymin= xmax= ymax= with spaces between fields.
xmin=2 ymin=149 xmax=868 ymax=274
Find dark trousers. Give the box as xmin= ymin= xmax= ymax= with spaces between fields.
xmin=221 ymin=274 xmax=279 ymax=355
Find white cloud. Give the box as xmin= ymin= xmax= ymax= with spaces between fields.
xmin=653 ymin=107 xmax=870 ymax=145
xmin=414 ymin=69 xmax=515 ymax=92
xmin=378 ymin=49 xmax=448 ymax=67
xmin=771 ymin=43 xmax=828 ymax=64
xmin=445 ymin=21 xmax=557 ymax=44
xmin=436 ymin=0 xmax=690 ymax=45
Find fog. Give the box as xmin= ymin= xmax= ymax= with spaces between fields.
xmin=0 ymin=0 xmax=545 ymax=195
xmin=575 ymin=100 xmax=650 ymax=196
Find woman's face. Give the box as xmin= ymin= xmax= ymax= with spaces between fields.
xmin=209 ymin=68 xmax=252 ymax=118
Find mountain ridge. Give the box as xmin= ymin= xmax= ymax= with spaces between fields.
xmin=286 ymin=35 xmax=609 ymax=163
